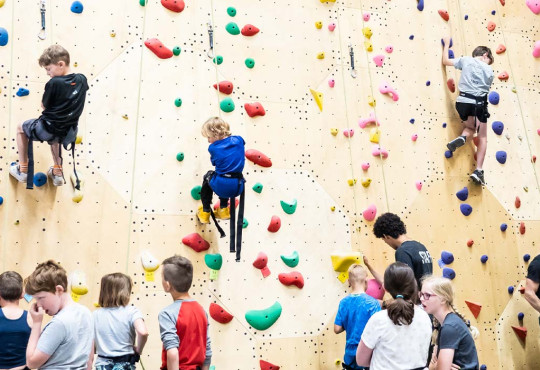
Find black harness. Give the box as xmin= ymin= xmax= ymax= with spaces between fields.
xmin=459 ymin=92 xmax=489 ymax=130
xmin=99 ymin=353 xmax=140 ymax=365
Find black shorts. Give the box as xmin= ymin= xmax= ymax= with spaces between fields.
xmin=22 ymin=118 xmax=58 ymax=143
xmin=455 ymin=102 xmax=489 ymax=123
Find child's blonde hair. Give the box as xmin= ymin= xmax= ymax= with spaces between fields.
xmin=38 ymin=45 xmax=70 ymax=67
xmin=347 ymin=264 xmax=367 ymax=285
xmin=98 ymin=273 xmax=133 ymax=308
xmin=201 ymin=117 xmax=231 ymax=140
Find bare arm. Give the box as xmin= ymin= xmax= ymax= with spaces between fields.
xmin=201 ymin=365 xmax=210 ymax=370
xmin=356 ymin=340 xmax=373 ymax=367
xmin=363 ymin=256 xmax=383 ymax=285
xmin=26 ymin=303 xmax=51 ymax=369
xmin=435 ymin=348 xmax=458 ymax=370
xmin=134 ymin=318 xmax=149 ymax=354
xmin=524 ymin=279 xmax=540 ymax=313
xmin=334 ymin=324 xmax=344 ymax=334
xmin=167 ymin=348 xmax=179 ymax=370
xmin=442 ymin=37 xmax=454 ymax=67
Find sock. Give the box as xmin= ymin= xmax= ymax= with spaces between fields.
xmin=52 ymin=165 xmax=62 ymax=176
xmin=19 ymin=162 xmax=28 ymax=174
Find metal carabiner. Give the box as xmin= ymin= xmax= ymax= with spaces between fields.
xmin=206 ymin=22 xmax=214 ymax=59
xmin=349 ymin=44 xmax=357 ymax=78
xmin=37 ymin=0 xmax=46 ymax=40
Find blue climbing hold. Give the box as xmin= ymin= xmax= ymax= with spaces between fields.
xmin=491 ymin=10 xmax=496 ymax=15
xmin=495 ymin=151 xmax=507 ymax=164
xmin=492 ymin=121 xmax=504 ymax=135
xmin=0 ymin=197 xmax=3 ymax=205
xmin=464 ymin=15 xmax=469 ymax=20
xmin=33 ymin=172 xmax=47 ymax=187
xmin=441 ymin=38 xmax=453 ymax=48
xmin=524 ymin=254 xmax=531 ymax=262
xmin=481 ymin=255 xmax=488 ymax=263
xmin=445 ymin=150 xmax=453 ymax=159
xmin=0 ymin=27 xmax=8 ymax=47
xmin=442 ymin=122 xmax=447 ymax=128
xmin=456 ymin=187 xmax=469 ymax=201
xmin=426 ymin=81 xmax=431 ymax=86
xmin=518 ymin=312 xmax=524 ymax=320
xmin=16 ymin=88 xmax=29 ymax=97
xmin=508 ymin=286 xmax=514 ymax=294
xmin=71 ymin=1 xmax=84 ymax=13
xmin=488 ymin=91 xmax=500 ymax=105
xmin=460 ymin=203 xmax=473 ymax=216
xmin=409 ymin=35 xmax=414 ymax=40
xmin=417 ymin=0 xmax=424 ymax=11
xmin=500 ymin=223 xmax=507 ymax=231
xmin=443 ymin=268 xmax=456 ymax=280
xmin=410 ymin=118 xmax=415 ymax=124
xmin=480 ymin=365 xmax=486 ymax=370
xmin=441 ymin=251 xmax=454 ymax=265
xmin=448 ymin=49 xmax=455 ymax=59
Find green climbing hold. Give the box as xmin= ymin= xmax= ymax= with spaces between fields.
xmin=227 ymin=6 xmax=237 ymax=17
xmin=280 ymin=199 xmax=298 ymax=215
xmin=220 ymin=98 xmax=235 ymax=113
xmin=174 ymin=98 xmax=182 ymax=107
xmin=226 ymin=22 xmax=240 ymax=35
xmin=139 ymin=0 xmax=146 ymax=6
xmin=242 ymin=218 xmax=248 ymax=228
xmin=252 ymin=182 xmax=263 ymax=193
xmin=280 ymin=251 xmax=299 ymax=268
xmin=176 ymin=152 xmax=184 ymax=162
xmin=204 ymin=253 xmax=223 ymax=270
xmin=213 ymin=55 xmax=223 ymax=65
xmin=245 ymin=301 xmax=282 ymax=330
xmin=245 ymin=58 xmax=255 ymax=69
xmin=173 ymin=46 xmax=181 ymax=56
xmin=191 ymin=185 xmax=202 ymax=200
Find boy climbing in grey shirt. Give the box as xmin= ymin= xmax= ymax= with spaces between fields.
xmin=442 ymin=37 xmax=494 ymax=185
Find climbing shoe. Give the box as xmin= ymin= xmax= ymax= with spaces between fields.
xmin=215 ymin=207 xmax=230 ymax=220
xmin=47 ymin=167 xmax=64 ymax=186
xmin=446 ymin=136 xmax=466 ymax=152
xmin=470 ymin=169 xmax=485 ymax=185
xmin=197 ymin=206 xmax=211 ymax=224
xmin=9 ymin=163 xmax=27 ymax=183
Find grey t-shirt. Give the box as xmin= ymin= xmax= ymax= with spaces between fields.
xmin=93 ymin=305 xmax=143 ymax=365
xmin=37 ymin=303 xmax=93 ymax=369
xmin=453 ymin=56 xmax=494 ymax=104
xmin=437 ymin=313 xmax=479 ymax=369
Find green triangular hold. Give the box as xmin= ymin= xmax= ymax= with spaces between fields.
xmin=280 ymin=199 xmax=297 ymax=214
xmin=191 ymin=185 xmax=202 ymax=200
xmin=280 ymin=251 xmax=299 ymax=268
xmin=245 ymin=301 xmax=282 ymax=330
xmin=204 ymin=253 xmax=223 ymax=270
xmin=252 ymin=182 xmax=263 ymax=193
xmin=220 ymin=97 xmax=235 ymax=113
xmin=226 ymin=22 xmax=240 ymax=35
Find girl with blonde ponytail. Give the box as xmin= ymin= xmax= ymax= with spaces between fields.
xmin=420 ymin=276 xmax=479 ymax=370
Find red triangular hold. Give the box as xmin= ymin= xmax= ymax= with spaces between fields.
xmin=465 ymin=300 xmax=482 ymax=319
xmin=512 ymin=325 xmax=527 ymax=341
xmin=260 ymin=360 xmax=280 ymax=370
xmin=519 ymin=286 xmax=526 ymax=294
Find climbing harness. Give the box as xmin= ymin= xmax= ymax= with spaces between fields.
xmin=207 ymin=22 xmax=214 ymax=59
xmin=38 ymin=0 xmax=46 ymax=40
xmin=348 ymin=44 xmax=357 ymax=78
xmin=458 ymin=91 xmax=489 ymax=130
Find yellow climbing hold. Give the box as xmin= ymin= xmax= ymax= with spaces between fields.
xmin=320 ymin=0 xmax=336 ymax=2
xmin=330 ymin=128 xmax=338 ymax=136
xmin=122 ymin=114 xmax=129 ymax=119
xmin=315 ymin=21 xmax=323 ymax=29
xmin=362 ymin=27 xmax=373 ymax=39
xmin=72 ymin=190 xmax=84 ymax=203
xmin=0 ymin=0 xmax=4 ymax=7
xmin=70 ymin=270 xmax=89 ymax=301
xmin=317 ymin=52 xmax=325 ymax=59
xmin=310 ymin=89 xmax=323 ymax=111
xmin=368 ymin=95 xmax=376 ymax=107
xmin=73 ymin=62 xmax=78 ymax=67
xmin=361 ymin=178 xmax=372 ymax=188
xmin=75 ymin=135 xmax=83 ymax=144
xmin=347 ymin=179 xmax=357 ymax=186
xmin=364 ymin=41 xmax=373 ymax=52
xmin=369 ymin=127 xmax=381 ymax=143
xmin=110 ymin=31 xmax=116 ymax=37
xmin=330 ymin=206 xmax=336 ymax=211
xmin=331 ymin=252 xmax=363 ymax=282
xmin=335 ymin=359 xmax=342 ymax=365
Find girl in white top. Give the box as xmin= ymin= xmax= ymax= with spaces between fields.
xmin=356 ymin=262 xmax=432 ymax=370
xmin=92 ymin=273 xmax=148 ymax=370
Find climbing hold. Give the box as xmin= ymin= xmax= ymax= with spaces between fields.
xmin=456 ymin=187 xmax=469 ymax=201
xmin=70 ymin=270 xmax=88 ymax=297
xmin=245 ymin=149 xmax=272 ymax=167
xmin=213 ymin=55 xmax=224 ymax=65
xmin=487 ymin=21 xmax=496 ymax=32
xmin=515 ymin=196 xmax=521 ymax=209
xmin=267 ymin=216 xmax=281 ymax=232
xmin=524 ymin=254 xmax=531 ymax=262
xmin=520 ymin=222 xmax=526 ymax=235
xmin=492 ymin=121 xmax=504 ymax=135
xmin=379 ymin=81 xmax=399 ymax=101
xmin=358 ymin=112 xmax=380 ymax=128
xmin=330 ymin=128 xmax=338 ymax=136
xmin=328 ymin=79 xmax=335 ymax=88
xmin=411 ymin=134 xmax=418 ymax=142
xmin=438 ymin=9 xmax=449 ymax=21
xmin=70 ymin=1 xmax=84 ymax=14
xmin=317 ymin=52 xmax=325 ymax=60
xmin=467 ymin=239 xmax=474 ymax=247
xmin=443 ymin=268 xmax=456 ymax=280
xmin=417 ymin=0 xmax=424 ymax=11
xmin=465 ymin=301 xmax=482 ymax=318
xmin=315 ymin=21 xmax=323 ymax=29
xmin=415 ymin=181 xmax=422 ymax=190
xmin=244 ymin=58 xmax=255 ymax=69
xmin=498 ymin=71 xmax=509 ymax=81
xmin=252 ymin=183 xmax=263 ymax=193
xmin=310 ymin=89 xmax=323 ymax=111
xmin=260 ymin=360 xmax=280 ymax=370
xmin=447 ymin=78 xmax=456 ymax=93
xmin=347 ymin=179 xmax=357 ymax=186
xmin=190 ymin=186 xmax=201 ymax=200
xmin=409 ymin=35 xmax=414 ymax=40
xmin=533 ymin=40 xmax=540 ymax=58
xmin=512 ymin=326 xmax=527 ymax=341
xmin=362 ymin=204 xmax=377 ymax=222
xmin=481 ymin=255 xmax=488 ymax=263
xmin=16 ymin=88 xmax=29 ymax=97
xmin=161 ymin=0 xmax=185 ymax=12
xmin=174 ymin=98 xmax=182 ymax=107
xmin=0 ymin=0 xmax=4 ymax=7
xmin=448 ymin=50 xmax=455 ymax=59
xmin=141 ymin=251 xmax=160 ymax=272
xmin=518 ymin=312 xmax=525 ymax=320
xmin=426 ymin=81 xmax=431 ymax=86
xmin=220 ymin=97 xmax=235 ymax=113
xmin=227 ymin=6 xmax=236 ymax=16
xmin=245 ymin=302 xmax=282 ymax=330
xmin=243 ymin=218 xmax=248 ymax=228
xmin=368 ymin=96 xmax=376 ymax=107
xmin=495 ymin=151 xmax=507 ymax=164
xmin=0 ymin=27 xmax=8 ymax=47
xmin=410 ymin=119 xmax=415 ymax=124
xmin=385 ymin=45 xmax=393 ymax=53
xmin=362 ymin=162 xmax=370 ymax=171
xmin=213 ymin=81 xmax=234 ymax=95
xmin=508 ymin=286 xmax=514 ymax=294
xmin=445 ymin=150 xmax=453 ymax=159
xmin=373 ymin=55 xmax=384 ymax=67
xmin=253 ymin=252 xmax=271 ymax=277
xmin=280 ymin=199 xmax=297 ymax=215
xmin=362 ymin=27 xmax=373 ymax=39
xmin=500 ymin=0 xmax=506 ymax=5
xmin=181 ymin=233 xmax=210 ymax=253
xmin=328 ymin=23 xmax=336 ymax=31
xmin=488 ymin=91 xmax=500 ymax=105
xmin=241 ymin=24 xmax=259 ymax=36
xmin=441 ymin=251 xmax=455 ymax=265
xmin=33 ymin=172 xmax=47 ymax=187
xmin=176 ymin=152 xmax=185 ymax=162
xmin=464 ymin=15 xmax=468 ymax=20
xmin=204 ymin=254 xmax=223 ymax=271
xmin=366 ymin=279 xmax=385 ymax=299
xmin=369 ymin=128 xmax=381 ymax=143
xmin=280 ymin=251 xmax=299 ymax=268
xmin=496 ymin=44 xmax=506 ymax=54
xmin=330 ymin=252 xmax=362 ymax=273
xmin=526 ymin=0 xmax=540 ymax=14
xmin=226 ymin=22 xmax=240 ymax=35
xmin=0 ymin=197 xmax=3 ymax=205
xmin=361 ymin=178 xmax=372 ymax=188
xmin=144 ymin=38 xmax=173 ymax=59
xmin=343 ymin=129 xmax=354 ymax=138
xmin=330 ymin=206 xmax=335 ymax=211
xmin=244 ymin=102 xmax=266 ymax=117
xmin=209 ymin=302 xmax=233 ymax=324
xmin=500 ymin=223 xmax=507 ymax=231
xmin=460 ymin=204 xmax=472 ymax=216
xmin=364 ymin=41 xmax=373 ymax=52
xmin=372 ymin=145 xmax=388 ymax=158
xmin=363 ymin=12 xmax=370 ymax=21
xmin=278 ymin=272 xmax=304 ymax=289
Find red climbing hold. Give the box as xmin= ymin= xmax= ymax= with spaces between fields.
xmin=213 ymin=198 xmax=239 ymax=211
xmin=278 ymin=271 xmax=304 ymax=289
xmin=438 ymin=9 xmax=449 ymax=21
xmin=467 ymin=239 xmax=474 ymax=247
xmin=500 ymin=0 xmax=505 ymax=5
xmin=260 ymin=360 xmax=280 ymax=370
xmin=532 ymin=155 xmax=537 ymax=163
xmin=181 ymin=233 xmax=210 ymax=252
xmin=520 ymin=222 xmax=526 ymax=235
xmin=213 ymin=81 xmax=234 ymax=95
xmin=144 ymin=38 xmax=173 ymax=59
xmin=447 ymin=78 xmax=456 ymax=93
xmin=161 ymin=0 xmax=185 ymax=12
xmin=246 ymin=149 xmax=272 ymax=167
xmin=209 ymin=302 xmax=234 ymax=324
xmin=512 ymin=326 xmax=527 ymax=341
xmin=244 ymin=102 xmax=266 ymax=117
xmin=496 ymin=44 xmax=506 ymax=54
xmin=498 ymin=71 xmax=509 ymax=81
xmin=241 ymin=24 xmax=260 ymax=36
xmin=253 ymin=252 xmax=271 ymax=277
xmin=519 ymin=286 xmax=526 ymax=294
xmin=487 ymin=21 xmax=496 ymax=32
xmin=465 ymin=300 xmax=482 ymax=319
xmin=515 ymin=196 xmax=521 ymax=209
xmin=268 ymin=216 xmax=281 ymax=233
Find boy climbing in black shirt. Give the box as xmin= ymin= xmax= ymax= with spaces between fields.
xmin=10 ymin=45 xmax=89 ymax=188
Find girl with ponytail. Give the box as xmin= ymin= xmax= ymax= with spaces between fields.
xmin=356 ymin=262 xmax=432 ymax=369
xmin=420 ymin=276 xmax=479 ymax=370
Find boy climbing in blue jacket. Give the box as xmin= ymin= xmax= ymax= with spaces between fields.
xmin=442 ymin=37 xmax=494 ymax=185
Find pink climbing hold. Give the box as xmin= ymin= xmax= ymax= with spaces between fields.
xmin=144 ymin=38 xmax=173 ymax=59
xmin=533 ymin=41 xmax=540 ymax=58
xmin=181 ymin=233 xmax=210 ymax=252
xmin=385 ymin=45 xmax=393 ymax=53
xmin=438 ymin=9 xmax=449 ymax=21
xmin=328 ymin=79 xmax=335 ymax=87
xmin=268 ymin=216 xmax=281 ymax=233
xmin=372 ymin=145 xmax=388 ymax=158
xmin=245 ymin=149 xmax=272 ymax=167
xmin=241 ymin=24 xmax=260 ymax=36
xmin=343 ymin=129 xmax=354 ymax=138
xmin=411 ymin=134 xmax=418 ymax=141
xmin=244 ymin=102 xmax=266 ymax=117
xmin=487 ymin=21 xmax=496 ymax=32
xmin=363 ymin=12 xmax=370 ymax=21
xmin=253 ymin=252 xmax=271 ymax=277
xmin=328 ymin=23 xmax=336 ymax=31
xmin=447 ymin=78 xmax=456 ymax=93
xmin=415 ymin=181 xmax=422 ymax=190
xmin=213 ymin=81 xmax=234 ymax=95
xmin=366 ymin=279 xmax=385 ymax=299
xmin=161 ymin=0 xmax=185 ymax=12
xmin=362 ymin=162 xmax=370 ymax=171
xmin=379 ymin=81 xmax=399 ymax=101
xmin=526 ymin=0 xmax=540 ymax=14
xmin=278 ymin=271 xmax=304 ymax=289
xmin=496 ymin=44 xmax=506 ymax=54
xmin=363 ymin=204 xmax=377 ymax=221
xmin=358 ymin=112 xmax=380 ymax=128
xmin=373 ymin=55 xmax=385 ymax=67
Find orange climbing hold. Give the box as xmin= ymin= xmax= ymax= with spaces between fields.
xmin=438 ymin=9 xmax=449 ymax=21
xmin=268 ymin=216 xmax=281 ymax=233
xmin=161 ymin=0 xmax=185 ymax=12
xmin=447 ymin=78 xmax=456 ymax=93
xmin=244 ymin=102 xmax=266 ymax=117
xmin=209 ymin=302 xmax=234 ymax=324
xmin=213 ymin=81 xmax=234 ymax=95
xmin=278 ymin=271 xmax=304 ymax=289
xmin=241 ymin=24 xmax=260 ymax=36
xmin=496 ymin=44 xmax=506 ymax=54
xmin=260 ymin=360 xmax=280 ymax=370
xmin=512 ymin=326 xmax=527 ymax=341
xmin=487 ymin=21 xmax=496 ymax=32
xmin=498 ymin=71 xmax=509 ymax=81
xmin=144 ymin=38 xmax=173 ymax=59
xmin=515 ymin=196 xmax=521 ymax=209
xmin=465 ymin=300 xmax=482 ymax=319
xmin=181 ymin=233 xmax=210 ymax=252
xmin=245 ymin=149 xmax=272 ymax=167
xmin=520 ymin=222 xmax=526 ymax=235
xmin=467 ymin=239 xmax=474 ymax=247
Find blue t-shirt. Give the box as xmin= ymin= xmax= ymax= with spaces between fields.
xmin=437 ymin=313 xmax=479 ymax=369
xmin=335 ymin=293 xmax=381 ymax=368
xmin=208 ymin=135 xmax=245 ymax=198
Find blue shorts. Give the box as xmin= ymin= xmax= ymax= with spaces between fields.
xmin=210 ymin=174 xmax=245 ymax=199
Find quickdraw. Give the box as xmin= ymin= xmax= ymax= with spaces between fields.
xmin=207 ymin=22 xmax=214 ymax=59
xmin=349 ymin=44 xmax=357 ymax=78
xmin=38 ymin=0 xmax=46 ymax=40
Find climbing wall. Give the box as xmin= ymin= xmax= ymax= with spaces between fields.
xmin=0 ymin=0 xmax=539 ymax=368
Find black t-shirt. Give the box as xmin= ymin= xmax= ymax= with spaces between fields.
xmin=40 ymin=73 xmax=89 ymax=127
xmin=526 ymin=254 xmax=540 ymax=300
xmin=437 ymin=313 xmax=479 ymax=369
xmin=395 ymin=240 xmax=433 ymax=289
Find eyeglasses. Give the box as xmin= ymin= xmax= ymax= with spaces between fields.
xmin=418 ymin=292 xmax=435 ymax=300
